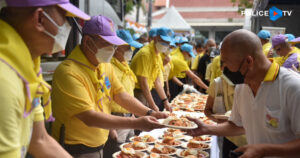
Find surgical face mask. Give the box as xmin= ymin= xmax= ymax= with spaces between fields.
xmin=95 ymin=46 xmax=115 ymax=63
xmin=155 ymin=42 xmax=169 ymax=53
xmin=42 ymin=11 xmax=72 ymax=53
xmin=223 ymin=67 xmax=244 ymax=84
xmin=163 ymin=48 xmax=173 ymax=55
xmin=124 ymin=50 xmax=133 ymax=62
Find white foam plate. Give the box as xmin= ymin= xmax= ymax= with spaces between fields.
xmin=120 ymin=142 xmax=150 ymax=152
xmin=181 ymin=142 xmax=211 ymax=150
xmin=176 ymin=149 xmax=210 ymax=158
xmin=158 ymin=119 xmax=198 ymax=130
xmin=112 ymin=151 xmax=147 ymax=158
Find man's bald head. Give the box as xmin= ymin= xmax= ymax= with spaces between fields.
xmin=221 ymin=29 xmax=263 ymax=59
xmin=205 ymin=39 xmax=216 ymax=48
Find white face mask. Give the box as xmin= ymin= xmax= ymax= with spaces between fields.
xmin=163 ymin=48 xmax=173 ymax=55
xmin=155 ymin=42 xmax=169 ymax=53
xmin=184 ymin=53 xmax=192 ymax=61
xmin=42 ymin=11 xmax=71 ymax=54
xmin=124 ymin=50 xmax=133 ymax=62
xmin=95 ymin=46 xmax=115 ymax=63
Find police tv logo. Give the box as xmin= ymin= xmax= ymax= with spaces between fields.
xmin=241 ymin=6 xmax=292 ymax=21
xmin=269 ymin=7 xmax=282 ymax=21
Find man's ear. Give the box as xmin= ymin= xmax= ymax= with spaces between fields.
xmin=32 ymin=8 xmax=46 ymax=32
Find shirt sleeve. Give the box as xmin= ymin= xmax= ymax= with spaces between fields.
xmin=131 ymin=52 xmax=150 ymax=78
xmin=191 ymin=55 xmax=200 ymax=70
xmin=229 ymin=85 xmax=243 ymax=127
xmin=52 ymin=68 xmax=94 ymax=118
xmin=33 ymin=105 xmax=45 ymax=122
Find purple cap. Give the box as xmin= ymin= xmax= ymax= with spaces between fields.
xmin=271 ymin=34 xmax=287 ymax=48
xmin=82 ymin=15 xmax=126 ymax=46
xmin=5 ymin=0 xmax=90 ymax=20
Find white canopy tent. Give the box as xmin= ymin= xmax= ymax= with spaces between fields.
xmin=153 ymin=6 xmax=191 ymax=31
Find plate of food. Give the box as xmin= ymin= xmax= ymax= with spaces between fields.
xmin=182 ymin=140 xmax=211 ymax=150
xmin=160 ymin=131 xmax=192 ymax=140
xmin=113 ymin=147 xmax=147 ymax=158
xmin=192 ymin=102 xmax=205 ymax=111
xmin=189 ymin=136 xmax=212 ymax=143
xmin=156 ymin=136 xmax=182 ymax=147
xmin=176 ymin=148 xmax=209 ymax=158
xmin=158 ymin=117 xmax=198 ymax=130
xmin=148 ymin=144 xmax=177 ymax=156
xmin=129 ymin=135 xmax=156 ymax=144
xmin=147 ymin=153 xmax=172 ymax=158
xmin=120 ymin=141 xmax=150 ymax=151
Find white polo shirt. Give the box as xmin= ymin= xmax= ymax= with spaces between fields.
xmin=229 ymin=62 xmax=300 ymax=147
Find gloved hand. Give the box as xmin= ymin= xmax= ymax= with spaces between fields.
xmin=181 ymin=84 xmax=201 ymax=94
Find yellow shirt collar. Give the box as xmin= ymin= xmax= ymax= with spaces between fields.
xmin=264 ymin=59 xmax=280 ymax=82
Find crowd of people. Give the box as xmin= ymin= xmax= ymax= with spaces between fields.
xmin=0 ymin=0 xmax=300 ymax=158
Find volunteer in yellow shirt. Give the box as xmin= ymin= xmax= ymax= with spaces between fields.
xmin=257 ymin=30 xmax=272 ymax=57
xmin=0 ymin=1 xmax=90 ymax=157
xmin=271 ymin=34 xmax=300 ymax=70
xmin=191 ymin=41 xmax=205 ymax=70
xmin=209 ymin=55 xmax=223 ymax=84
xmin=168 ymin=44 xmax=208 ymax=99
xmin=51 ymin=15 xmax=166 ymax=158
xmin=131 ymin=27 xmax=172 ymax=112
xmin=103 ymin=44 xmax=137 ymax=157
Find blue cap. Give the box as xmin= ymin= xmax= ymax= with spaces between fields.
xmin=180 ymin=43 xmax=195 ymax=58
xmin=133 ymin=33 xmax=140 ymax=40
xmin=174 ymin=36 xmax=181 ymax=44
xmin=257 ymin=30 xmax=271 ymax=40
xmin=117 ymin=29 xmax=143 ymax=48
xmin=179 ymin=37 xmax=189 ymax=44
xmin=149 ymin=28 xmax=158 ymax=37
xmin=156 ymin=27 xmax=173 ymax=43
xmin=170 ymin=38 xmax=176 ymax=47
xmin=285 ymin=34 xmax=295 ymax=41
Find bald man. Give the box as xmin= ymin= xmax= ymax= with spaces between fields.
xmin=187 ymin=29 xmax=300 ymax=158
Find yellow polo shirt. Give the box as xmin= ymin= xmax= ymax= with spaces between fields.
xmin=209 ymin=56 xmax=222 ymax=84
xmin=110 ymin=58 xmax=136 ymax=113
xmin=191 ymin=52 xmax=204 ymax=70
xmin=168 ymin=56 xmax=190 ymax=80
xmin=170 ymin=48 xmax=188 ymax=78
xmin=262 ymin=42 xmax=272 ymax=56
xmin=130 ymin=41 xmax=164 ymax=90
xmin=0 ymin=19 xmax=44 ymax=158
xmin=51 ymin=46 xmax=125 ymax=147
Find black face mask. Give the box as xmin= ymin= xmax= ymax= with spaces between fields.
xmin=223 ymin=67 xmax=244 ymax=84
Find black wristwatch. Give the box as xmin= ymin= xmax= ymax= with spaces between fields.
xmin=162 ymin=98 xmax=168 ymax=103
xmin=146 ymin=109 xmax=153 ymax=116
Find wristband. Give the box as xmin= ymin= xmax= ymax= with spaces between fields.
xmin=162 ymin=98 xmax=168 ymax=103
xmin=146 ymin=109 xmax=153 ymax=116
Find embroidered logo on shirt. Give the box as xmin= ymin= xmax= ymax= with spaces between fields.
xmin=105 ymin=76 xmax=111 ymax=89
xmin=266 ymin=113 xmax=279 ymax=128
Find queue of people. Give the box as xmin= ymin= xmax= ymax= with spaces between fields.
xmin=1 ymin=0 xmax=300 ymax=158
